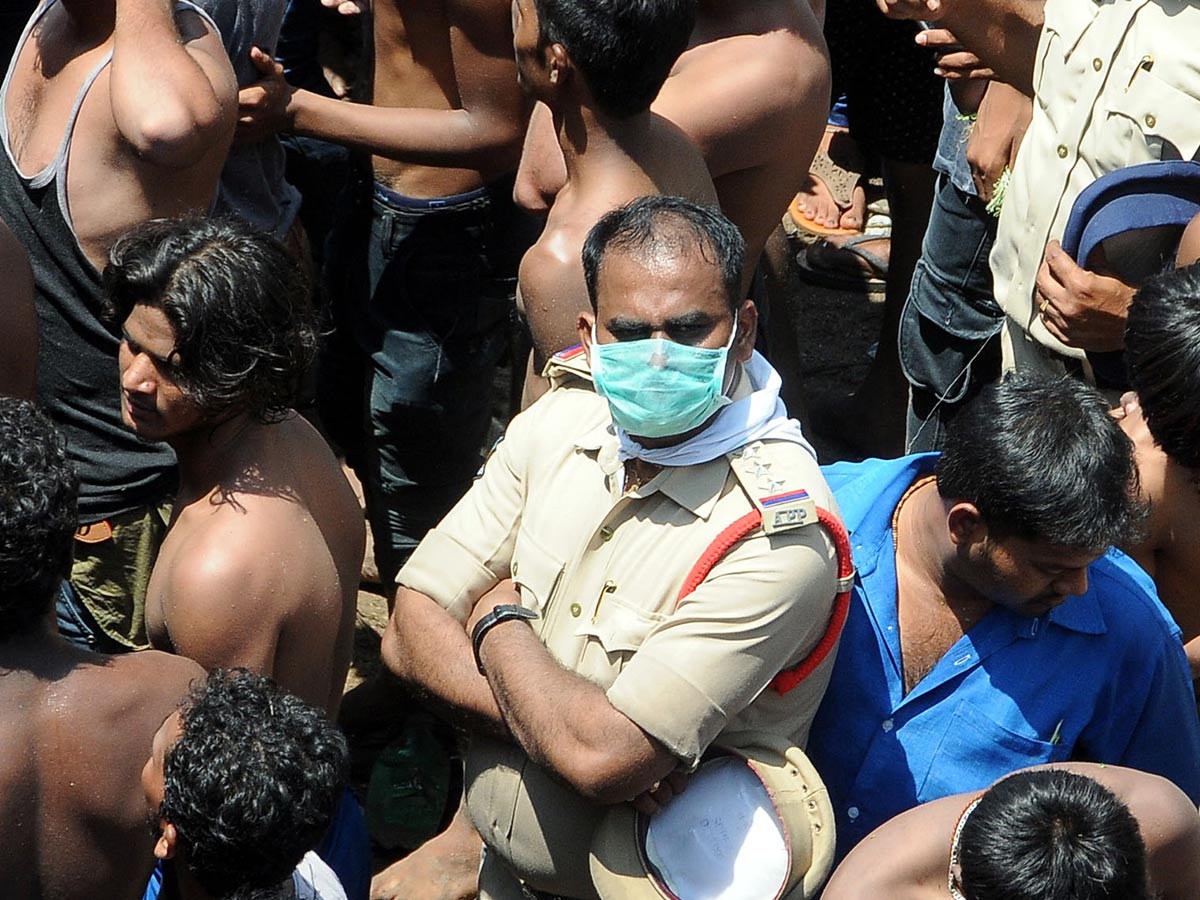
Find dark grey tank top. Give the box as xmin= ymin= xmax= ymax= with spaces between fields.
xmin=0 ymin=3 xmax=177 ymax=522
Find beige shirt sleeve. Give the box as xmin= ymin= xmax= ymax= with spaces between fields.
xmin=605 ymin=521 xmax=838 ymax=766
xmin=397 ymin=405 xmax=533 ymax=623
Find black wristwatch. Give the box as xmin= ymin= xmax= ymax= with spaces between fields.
xmin=472 ymin=604 xmax=540 ymax=674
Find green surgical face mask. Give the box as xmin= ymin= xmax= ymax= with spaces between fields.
xmin=590 ymin=318 xmax=737 ymax=439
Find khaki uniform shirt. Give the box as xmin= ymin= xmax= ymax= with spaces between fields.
xmin=398 ymin=354 xmax=840 ymax=899
xmin=990 ymin=0 xmax=1200 ymax=374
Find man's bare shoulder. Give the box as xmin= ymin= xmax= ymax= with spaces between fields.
xmin=46 ymin=650 xmax=202 ymax=742
xmin=823 ymin=795 xmax=964 ymax=900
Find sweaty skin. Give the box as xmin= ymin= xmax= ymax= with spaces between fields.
xmin=142 ymin=413 xmax=365 ymax=716
xmin=0 ymin=221 xmax=36 ymax=399
xmin=822 ymin=763 xmax=1200 ymax=900
xmin=5 ymin=0 xmax=236 ymax=271
xmin=515 ymin=0 xmax=830 ymax=295
xmin=0 ymin=620 xmax=203 ymax=900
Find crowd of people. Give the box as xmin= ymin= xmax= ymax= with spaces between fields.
xmin=3 ymin=0 xmax=1200 ymax=899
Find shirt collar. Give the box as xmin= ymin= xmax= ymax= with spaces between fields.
xmin=1047 ymin=590 xmax=1107 ymax=635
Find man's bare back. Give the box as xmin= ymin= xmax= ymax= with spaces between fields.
xmin=146 ymin=415 xmax=364 ymax=715
xmin=0 ymin=635 xmax=202 ymax=900
xmin=822 ymin=763 xmax=1200 ymax=900
xmin=4 ymin=0 xmax=235 ymax=270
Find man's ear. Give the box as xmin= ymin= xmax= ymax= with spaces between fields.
xmin=578 ymin=310 xmax=595 ymax=360
xmin=547 ymin=43 xmax=569 ymax=86
xmin=155 ymin=822 xmax=178 ymax=861
xmin=733 ymin=299 xmax=757 ymax=363
xmin=947 ymin=502 xmax=987 ymax=547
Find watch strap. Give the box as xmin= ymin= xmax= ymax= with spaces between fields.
xmin=472 ymin=603 xmax=539 ymax=674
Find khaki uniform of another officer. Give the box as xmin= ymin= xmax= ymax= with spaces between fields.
xmin=398 ymin=349 xmax=842 ymax=900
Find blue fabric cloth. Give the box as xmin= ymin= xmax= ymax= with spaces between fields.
xmin=807 ymin=454 xmax=1200 ymax=862
xmin=315 ymin=788 xmax=370 ymax=900
xmin=900 ymin=174 xmax=1002 ymax=452
xmin=933 ymin=84 xmax=978 ymax=196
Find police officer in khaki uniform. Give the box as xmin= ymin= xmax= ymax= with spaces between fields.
xmin=383 ymin=196 xmax=843 ymax=900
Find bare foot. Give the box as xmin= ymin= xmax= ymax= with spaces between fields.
xmin=371 ymin=804 xmax=482 ymax=900
xmin=792 ymin=126 xmax=868 ymax=232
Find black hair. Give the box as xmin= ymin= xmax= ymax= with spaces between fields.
xmin=160 ymin=669 xmax=348 ymax=900
xmin=935 ymin=374 xmax=1141 ymax=550
xmin=535 ymin=0 xmax=696 ymax=119
xmin=103 ymin=216 xmax=317 ymax=424
xmin=0 ymin=397 xmax=78 ymax=639
xmin=958 ymin=770 xmax=1150 ymax=900
xmin=1126 ymin=262 xmax=1200 ymax=469
xmin=582 ymin=195 xmax=744 ymax=314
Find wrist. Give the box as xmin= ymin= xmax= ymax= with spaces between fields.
xmin=472 ymin=604 xmax=539 ymax=675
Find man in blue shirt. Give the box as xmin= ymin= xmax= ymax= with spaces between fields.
xmin=807 ymin=374 xmax=1200 ymax=863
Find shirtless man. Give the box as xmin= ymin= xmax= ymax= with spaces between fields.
xmin=237 ymin=0 xmax=532 ymax=589
xmin=108 ymin=216 xmax=370 ymax=898
xmin=514 ymin=0 xmax=829 ymax=407
xmin=823 ymin=763 xmax=1200 ymax=900
xmin=106 ymin=216 xmax=364 ymax=717
xmin=516 ymin=0 xmax=828 ymax=292
xmin=0 ymin=395 xmax=204 ymax=900
xmin=0 ymin=220 xmax=35 ymax=399
xmin=1119 ymin=263 xmax=1200 ymax=678
xmin=513 ymin=0 xmax=717 ymax=393
xmin=0 ymin=0 xmax=236 ymax=653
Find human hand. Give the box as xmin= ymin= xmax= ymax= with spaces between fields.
xmin=632 ymin=769 xmax=691 ymax=817
xmin=1035 ymin=241 xmax=1136 ymax=352
xmin=916 ymin=29 xmax=993 ymax=80
xmin=236 ymin=47 xmax=294 ymax=142
xmin=320 ymin=0 xmax=365 ymax=14
xmin=875 ymin=0 xmax=943 ymax=21
xmin=967 ymin=81 xmax=1031 ymax=205
xmin=466 ymin=579 xmax=523 ymax=635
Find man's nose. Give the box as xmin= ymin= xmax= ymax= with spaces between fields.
xmin=122 ymin=354 xmax=155 ymax=392
xmin=1053 ymin=566 xmax=1089 ymax=598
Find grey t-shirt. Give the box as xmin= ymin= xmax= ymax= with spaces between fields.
xmin=195 ymin=0 xmax=302 ymax=237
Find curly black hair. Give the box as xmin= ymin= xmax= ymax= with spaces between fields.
xmin=103 ymin=217 xmax=317 ymax=424
xmin=0 ymin=397 xmax=79 ymax=639
xmin=160 ymin=669 xmax=348 ymax=899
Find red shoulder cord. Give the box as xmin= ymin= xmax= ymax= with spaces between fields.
xmin=674 ymin=507 xmax=854 ymax=695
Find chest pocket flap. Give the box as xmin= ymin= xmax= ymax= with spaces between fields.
xmin=512 ymin=526 xmax=565 ymax=615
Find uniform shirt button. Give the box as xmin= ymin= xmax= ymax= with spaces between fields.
xmin=1145 ymin=113 xmax=1157 ymax=128
xmin=570 ymin=603 xmax=582 ymax=617
xmin=1056 ymin=145 xmax=1069 ymax=159
xmin=1092 ymin=57 xmax=1103 ymax=71
xmin=881 ymin=718 xmax=894 ymax=732
xmin=847 ymin=806 xmax=860 ymax=820
xmin=599 ymin=525 xmax=614 ymax=541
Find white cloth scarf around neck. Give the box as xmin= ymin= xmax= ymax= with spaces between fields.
xmin=614 ymin=351 xmax=817 ymax=466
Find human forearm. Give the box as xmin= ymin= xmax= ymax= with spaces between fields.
xmin=110 ymin=0 xmax=233 ymax=165
xmin=478 ymin=611 xmax=677 ymax=803
xmin=289 ymin=90 xmax=522 ymax=168
xmin=383 ymin=587 xmax=510 ymax=737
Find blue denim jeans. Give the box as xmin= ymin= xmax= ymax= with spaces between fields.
xmin=320 ymin=172 xmax=533 ymax=584
xmin=56 ymin=580 xmax=131 ymax=654
xmin=901 ymin=174 xmax=1003 ymax=452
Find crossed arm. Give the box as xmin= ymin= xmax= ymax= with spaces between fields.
xmin=383 ymin=582 xmax=682 ymax=809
